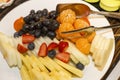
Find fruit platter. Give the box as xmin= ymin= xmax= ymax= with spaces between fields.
xmin=0 ymin=0 xmax=115 ymax=80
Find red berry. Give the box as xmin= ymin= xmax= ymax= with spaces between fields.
xmin=17 ymin=44 xmax=28 ymax=53
xmin=58 ymin=41 xmax=69 ymax=52
xmin=48 ymin=42 xmax=58 ymax=51
xmin=22 ymin=34 xmax=35 ymax=44
xmin=56 ymin=52 xmax=70 ymax=63
xmin=38 ymin=43 xmax=47 ymax=57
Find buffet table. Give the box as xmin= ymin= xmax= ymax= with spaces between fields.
xmin=0 ymin=0 xmax=120 ymax=80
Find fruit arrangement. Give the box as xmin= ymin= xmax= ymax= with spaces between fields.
xmin=0 ymin=6 xmax=114 ymax=80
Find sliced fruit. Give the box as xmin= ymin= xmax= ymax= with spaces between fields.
xmin=14 ymin=17 xmax=25 ymax=31
xmin=56 ymin=52 xmax=70 ymax=63
xmin=58 ymin=23 xmax=75 ymax=38
xmin=90 ymin=34 xmax=114 ymax=70
xmin=31 ymin=55 xmax=49 ymax=73
xmin=70 ymin=54 xmax=79 ymax=64
xmin=47 ymin=42 xmax=58 ymax=51
xmin=59 ymin=9 xmax=76 ymax=24
xmin=79 ymin=17 xmax=90 ymax=25
xmin=39 ymin=57 xmax=56 ymax=71
xmin=58 ymin=41 xmax=69 ymax=52
xmin=100 ymin=0 xmax=120 ymax=11
xmin=30 ymin=68 xmax=44 ymax=80
xmin=74 ymin=18 xmax=90 ymax=30
xmin=54 ymin=59 xmax=83 ymax=77
xmin=76 ymin=38 xmax=91 ymax=55
xmin=20 ymin=65 xmax=31 ymax=80
xmin=86 ymin=31 xmax=96 ymax=43
xmin=16 ymin=51 xmax=22 ymax=68
xmin=45 ymin=56 xmax=72 ymax=77
xmin=66 ymin=40 xmax=90 ymax=65
xmin=22 ymin=34 xmax=35 ymax=44
xmin=41 ymin=72 xmax=52 ymax=80
xmin=17 ymin=44 xmax=28 ymax=53
xmin=85 ymin=0 xmax=99 ymax=3
xmin=0 ymin=42 xmax=22 ymax=67
xmin=38 ymin=43 xmax=47 ymax=57
xmin=1 ymin=43 xmax=16 ymax=67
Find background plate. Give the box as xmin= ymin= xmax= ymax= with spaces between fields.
xmin=0 ymin=0 xmax=115 ymax=80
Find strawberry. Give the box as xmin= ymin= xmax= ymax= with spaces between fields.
xmin=56 ymin=52 xmax=70 ymax=63
xmin=22 ymin=34 xmax=35 ymax=44
xmin=38 ymin=43 xmax=47 ymax=57
xmin=58 ymin=41 xmax=69 ymax=52
xmin=17 ymin=44 xmax=28 ymax=53
xmin=48 ymin=42 xmax=58 ymax=51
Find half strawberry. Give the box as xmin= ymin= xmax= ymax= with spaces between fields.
xmin=47 ymin=42 xmax=58 ymax=51
xmin=22 ymin=34 xmax=35 ymax=44
xmin=38 ymin=43 xmax=47 ymax=57
xmin=17 ymin=44 xmax=28 ymax=53
xmin=56 ymin=52 xmax=70 ymax=63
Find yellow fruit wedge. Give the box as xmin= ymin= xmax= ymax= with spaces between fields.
xmin=30 ymin=55 xmax=49 ymax=73
xmin=38 ymin=57 xmax=56 ymax=72
xmin=20 ymin=54 xmax=32 ymax=70
xmin=41 ymin=72 xmax=52 ymax=80
xmin=20 ymin=65 xmax=31 ymax=80
xmin=54 ymin=59 xmax=83 ymax=78
xmin=44 ymin=56 xmax=72 ymax=77
xmin=29 ymin=68 xmax=44 ymax=80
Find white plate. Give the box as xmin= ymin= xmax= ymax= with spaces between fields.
xmin=0 ymin=0 xmax=115 ymax=80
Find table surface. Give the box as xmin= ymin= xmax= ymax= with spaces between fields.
xmin=0 ymin=0 xmax=120 ymax=80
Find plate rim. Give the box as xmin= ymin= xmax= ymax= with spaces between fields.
xmin=0 ymin=0 xmax=115 ymax=80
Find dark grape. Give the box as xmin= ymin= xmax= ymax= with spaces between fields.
xmin=22 ymin=24 xmax=29 ymax=31
xmin=36 ymin=10 xmax=43 ymax=17
xmin=35 ymin=22 xmax=42 ymax=29
xmin=29 ymin=20 xmax=35 ymax=24
xmin=23 ymin=16 xmax=30 ymax=24
xmin=34 ymin=14 xmax=40 ymax=22
xmin=28 ymin=30 xmax=36 ymax=35
xmin=48 ymin=20 xmax=59 ymax=31
xmin=34 ymin=30 xmax=41 ymax=38
xmin=49 ymin=10 xmax=57 ymax=19
xmin=18 ymin=30 xmax=25 ymax=36
xmin=47 ymin=31 xmax=56 ymax=39
xmin=42 ymin=9 xmax=48 ymax=16
xmin=42 ymin=19 xmax=51 ymax=26
xmin=14 ymin=9 xmax=60 ymax=39
xmin=29 ymin=24 xmax=35 ymax=30
xmin=41 ymin=26 xmax=48 ymax=36
xmin=30 ymin=9 xmax=35 ymax=15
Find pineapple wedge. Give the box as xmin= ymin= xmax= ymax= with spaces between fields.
xmin=54 ymin=58 xmax=83 ymax=78
xmin=20 ymin=65 xmax=31 ymax=80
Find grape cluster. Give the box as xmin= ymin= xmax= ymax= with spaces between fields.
xmin=14 ymin=9 xmax=59 ymax=39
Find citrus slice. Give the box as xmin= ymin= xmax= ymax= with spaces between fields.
xmin=85 ymin=0 xmax=99 ymax=3
xmin=99 ymin=0 xmax=120 ymax=11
